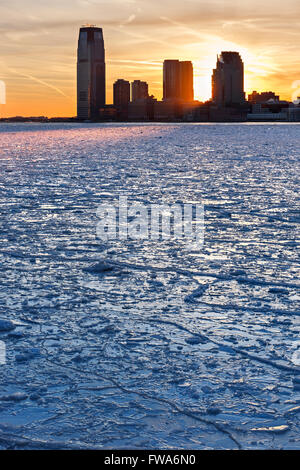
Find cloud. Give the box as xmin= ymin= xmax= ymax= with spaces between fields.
xmin=121 ymin=14 xmax=136 ymax=25
xmin=5 ymin=65 xmax=70 ymax=98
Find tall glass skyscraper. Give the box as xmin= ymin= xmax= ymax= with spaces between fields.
xmin=77 ymin=25 xmax=106 ymax=120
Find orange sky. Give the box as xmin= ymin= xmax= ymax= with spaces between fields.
xmin=0 ymin=0 xmax=299 ymax=117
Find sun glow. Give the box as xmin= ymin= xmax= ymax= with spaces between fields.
xmin=188 ymin=37 xmax=279 ymax=102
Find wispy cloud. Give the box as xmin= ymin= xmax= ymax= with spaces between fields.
xmin=120 ymin=14 xmax=136 ymax=26
xmin=5 ymin=65 xmax=71 ymax=99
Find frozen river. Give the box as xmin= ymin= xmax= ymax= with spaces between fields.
xmin=0 ymin=122 xmax=299 ymax=449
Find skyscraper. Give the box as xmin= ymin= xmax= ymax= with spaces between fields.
xmin=77 ymin=25 xmax=106 ymax=120
xmin=212 ymin=52 xmax=245 ymax=107
xmin=113 ymin=79 xmax=130 ymax=119
xmin=163 ymin=60 xmax=180 ymax=100
xmin=131 ymin=80 xmax=149 ymax=102
xmin=163 ymin=60 xmax=194 ymax=101
xmin=179 ymin=61 xmax=194 ymax=102
xmin=113 ymin=79 xmax=130 ymax=108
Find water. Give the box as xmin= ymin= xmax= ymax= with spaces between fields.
xmin=0 ymin=122 xmax=299 ymax=449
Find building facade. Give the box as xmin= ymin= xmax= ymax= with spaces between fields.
xmin=77 ymin=25 xmax=106 ymax=120
xmin=163 ymin=60 xmax=194 ymax=101
xmin=113 ymin=79 xmax=130 ymax=119
xmin=128 ymin=97 xmax=156 ymax=121
xmin=163 ymin=60 xmax=180 ymax=100
xmin=179 ymin=61 xmax=194 ymax=101
xmin=131 ymin=80 xmax=149 ymax=102
xmin=248 ymin=91 xmax=280 ymax=104
xmin=113 ymin=79 xmax=130 ymax=107
xmin=212 ymin=52 xmax=245 ymax=107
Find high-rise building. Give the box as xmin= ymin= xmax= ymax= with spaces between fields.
xmin=131 ymin=80 xmax=149 ymax=102
xmin=179 ymin=62 xmax=194 ymax=102
xmin=113 ymin=79 xmax=130 ymax=108
xmin=113 ymin=79 xmax=130 ymax=119
xmin=163 ymin=60 xmax=180 ymax=100
xmin=212 ymin=52 xmax=245 ymax=106
xmin=77 ymin=25 xmax=106 ymax=120
xmin=163 ymin=60 xmax=194 ymax=101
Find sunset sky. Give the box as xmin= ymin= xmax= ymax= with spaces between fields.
xmin=0 ymin=0 xmax=299 ymax=117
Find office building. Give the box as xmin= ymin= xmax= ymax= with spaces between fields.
xmin=163 ymin=60 xmax=194 ymax=101
xmin=212 ymin=52 xmax=245 ymax=106
xmin=77 ymin=25 xmax=106 ymax=119
xmin=113 ymin=79 xmax=130 ymax=119
xmin=179 ymin=61 xmax=194 ymax=101
xmin=163 ymin=60 xmax=180 ymax=100
xmin=131 ymin=80 xmax=149 ymax=102
xmin=113 ymin=79 xmax=130 ymax=107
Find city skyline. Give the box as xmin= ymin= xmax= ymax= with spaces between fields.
xmin=0 ymin=0 xmax=299 ymax=117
